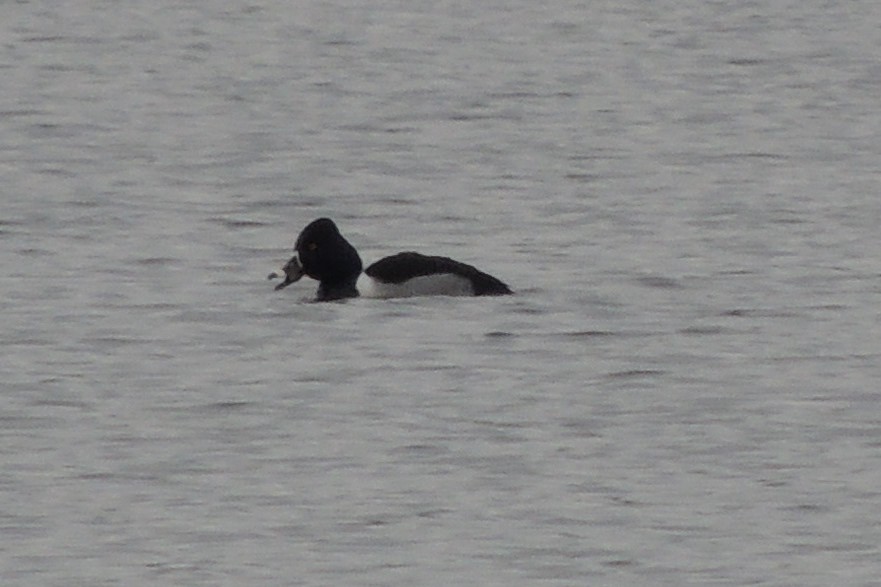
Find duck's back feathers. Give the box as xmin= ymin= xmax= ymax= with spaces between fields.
xmin=365 ymin=252 xmax=512 ymax=296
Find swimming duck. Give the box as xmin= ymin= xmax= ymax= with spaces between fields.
xmin=269 ymin=218 xmax=512 ymax=301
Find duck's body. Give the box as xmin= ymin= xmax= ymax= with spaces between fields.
xmin=270 ymin=218 xmax=512 ymax=301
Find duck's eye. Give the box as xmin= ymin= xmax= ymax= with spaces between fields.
xmin=307 ymin=242 xmax=318 ymax=251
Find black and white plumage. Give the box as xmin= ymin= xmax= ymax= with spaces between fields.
xmin=269 ymin=218 xmax=512 ymax=301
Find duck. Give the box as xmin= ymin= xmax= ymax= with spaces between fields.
xmin=269 ymin=218 xmax=512 ymax=301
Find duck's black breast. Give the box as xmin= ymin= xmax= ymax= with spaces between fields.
xmin=364 ymin=252 xmax=512 ymax=296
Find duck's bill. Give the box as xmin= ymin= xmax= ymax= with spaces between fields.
xmin=268 ymin=255 xmax=305 ymax=291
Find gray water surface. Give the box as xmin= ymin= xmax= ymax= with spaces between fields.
xmin=3 ymin=1 xmax=881 ymax=585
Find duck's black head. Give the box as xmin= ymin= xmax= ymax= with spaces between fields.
xmin=271 ymin=218 xmax=363 ymax=301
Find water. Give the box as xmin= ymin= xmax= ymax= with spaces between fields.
xmin=3 ymin=1 xmax=881 ymax=585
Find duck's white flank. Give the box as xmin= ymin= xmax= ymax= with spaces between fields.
xmin=357 ymin=272 xmax=474 ymax=298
